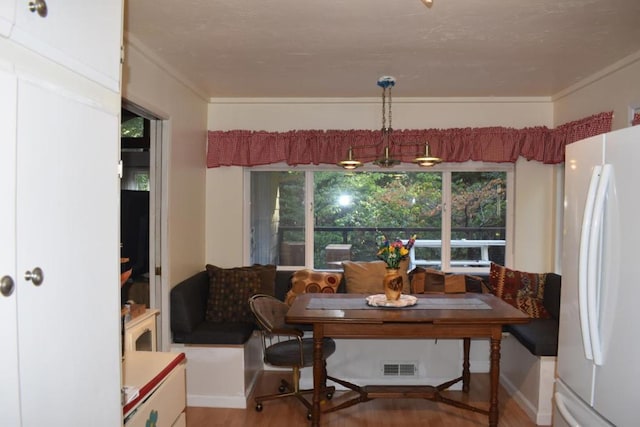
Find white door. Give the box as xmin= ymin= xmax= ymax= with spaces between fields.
xmin=11 ymin=0 xmax=122 ymax=91
xmin=0 ymin=65 xmax=21 ymax=427
xmin=15 ymin=77 xmax=122 ymax=425
xmin=557 ymin=135 xmax=604 ymax=402
xmin=590 ymin=126 xmax=640 ymax=426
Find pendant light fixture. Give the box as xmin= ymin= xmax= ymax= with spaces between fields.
xmin=338 ymin=76 xmax=442 ymax=170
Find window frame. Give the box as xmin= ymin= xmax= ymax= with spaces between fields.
xmin=244 ymin=161 xmax=514 ymax=274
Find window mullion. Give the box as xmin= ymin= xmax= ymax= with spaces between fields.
xmin=305 ymin=170 xmax=315 ymax=268
xmin=441 ymin=171 xmax=452 ymax=271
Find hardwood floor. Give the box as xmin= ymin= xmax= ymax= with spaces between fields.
xmin=187 ymin=371 xmax=546 ymax=426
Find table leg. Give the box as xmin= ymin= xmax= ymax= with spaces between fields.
xmin=311 ymin=327 xmax=323 ymax=427
xmin=489 ymin=336 xmax=501 ymax=427
xmin=462 ymin=337 xmax=470 ymax=393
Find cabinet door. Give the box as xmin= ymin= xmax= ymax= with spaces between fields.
xmin=0 ymin=65 xmax=20 ymax=427
xmin=0 ymin=0 xmax=15 ymax=37
xmin=16 ymin=77 xmax=122 ymax=425
xmin=11 ymin=0 xmax=122 ymax=90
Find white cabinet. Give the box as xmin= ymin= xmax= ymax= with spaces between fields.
xmin=124 ymin=309 xmax=160 ymax=353
xmin=0 ymin=0 xmax=15 ymax=37
xmin=16 ymin=77 xmax=122 ymax=425
xmin=11 ymin=0 xmax=122 ymax=90
xmin=0 ymin=1 xmax=123 ymax=425
xmin=0 ymin=63 xmax=20 ymax=427
xmin=123 ymin=352 xmax=187 ymax=427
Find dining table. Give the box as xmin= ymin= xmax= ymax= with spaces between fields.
xmin=285 ymin=292 xmax=530 ymax=427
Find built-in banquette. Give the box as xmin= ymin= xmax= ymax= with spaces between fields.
xmin=169 ymin=261 xmax=560 ymax=420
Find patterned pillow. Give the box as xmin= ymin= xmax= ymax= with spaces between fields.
xmin=206 ymin=264 xmax=276 ymax=296
xmin=247 ymin=264 xmax=277 ymax=296
xmin=285 ymin=269 xmax=343 ymax=306
xmin=342 ymin=259 xmax=410 ymax=294
xmin=489 ymin=263 xmax=551 ymax=319
xmin=205 ymin=266 xmax=261 ymax=322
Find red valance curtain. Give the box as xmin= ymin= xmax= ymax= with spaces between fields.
xmin=207 ymin=111 xmax=612 ymax=168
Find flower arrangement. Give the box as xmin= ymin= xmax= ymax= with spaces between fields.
xmin=376 ymin=235 xmax=416 ymax=269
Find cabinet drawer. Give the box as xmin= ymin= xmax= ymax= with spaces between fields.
xmin=125 ymin=363 xmax=185 ymax=427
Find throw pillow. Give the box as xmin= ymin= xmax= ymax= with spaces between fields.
xmin=342 ymin=259 xmax=410 ymax=294
xmin=410 ymin=268 xmax=469 ymax=294
xmin=489 ymin=263 xmax=551 ymax=319
xmin=206 ymin=264 xmax=276 ymax=297
xmin=248 ymin=264 xmax=277 ymax=296
xmin=409 ymin=266 xmax=427 ymax=293
xmin=285 ymin=270 xmax=343 ymax=306
xmin=205 ymin=265 xmax=261 ymax=323
xmin=465 ymin=274 xmax=489 ymax=294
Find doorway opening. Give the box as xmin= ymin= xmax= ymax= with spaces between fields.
xmin=120 ymin=108 xmax=151 ymax=307
xmin=120 ymin=103 xmax=165 ymax=349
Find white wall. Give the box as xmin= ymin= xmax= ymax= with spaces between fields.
xmin=206 ymin=98 xmax=557 ymax=272
xmin=554 ymin=52 xmax=640 ymax=131
xmin=513 ymin=158 xmax=559 ymax=272
xmin=550 ymin=51 xmax=640 ymax=272
xmin=122 ymin=35 xmax=209 ymax=348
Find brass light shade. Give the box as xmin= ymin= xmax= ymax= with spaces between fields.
xmin=373 ymin=139 xmax=400 ymax=168
xmin=337 ymin=147 xmax=363 ymax=170
xmin=413 ymin=143 xmax=442 ymax=167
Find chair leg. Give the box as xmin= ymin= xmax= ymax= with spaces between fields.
xmin=254 ymin=366 xmax=335 ymax=416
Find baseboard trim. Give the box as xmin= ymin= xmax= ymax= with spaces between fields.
xmin=187 ymin=393 xmax=248 ymax=409
xmin=500 ymin=373 xmax=552 ymax=425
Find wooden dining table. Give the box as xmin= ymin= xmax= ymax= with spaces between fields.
xmin=286 ymin=293 xmax=530 ymax=427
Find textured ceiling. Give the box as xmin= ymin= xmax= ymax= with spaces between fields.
xmin=125 ymin=0 xmax=640 ymax=98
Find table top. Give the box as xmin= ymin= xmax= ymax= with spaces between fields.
xmin=286 ymin=293 xmax=530 ymax=326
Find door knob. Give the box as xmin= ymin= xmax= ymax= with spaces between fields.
xmin=28 ymin=0 xmax=48 ymax=18
xmin=1 ymin=275 xmax=15 ymax=297
xmin=24 ymin=267 xmax=44 ymax=286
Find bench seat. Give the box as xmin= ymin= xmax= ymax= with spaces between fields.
xmin=505 ymin=319 xmax=558 ymax=357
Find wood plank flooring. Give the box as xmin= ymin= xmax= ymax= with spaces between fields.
xmin=187 ymin=371 xmax=547 ymax=427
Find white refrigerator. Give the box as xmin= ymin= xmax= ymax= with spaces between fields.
xmin=555 ymin=125 xmax=640 ymax=426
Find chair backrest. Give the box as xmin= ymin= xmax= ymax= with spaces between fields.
xmin=249 ymin=294 xmax=290 ymax=333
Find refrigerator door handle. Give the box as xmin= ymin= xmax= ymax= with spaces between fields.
xmin=578 ymin=165 xmax=601 ymax=360
xmin=555 ymin=392 xmax=581 ymax=427
xmin=587 ymin=163 xmax=611 ymax=366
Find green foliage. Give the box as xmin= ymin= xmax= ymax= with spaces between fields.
xmin=121 ymin=117 xmax=144 ymax=138
xmin=255 ymin=170 xmax=506 ymax=268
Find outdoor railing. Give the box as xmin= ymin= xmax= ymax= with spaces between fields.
xmin=277 ymin=226 xmax=506 ymax=269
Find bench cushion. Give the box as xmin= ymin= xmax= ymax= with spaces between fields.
xmin=170 ymin=271 xmax=209 ymax=335
xmin=173 ymin=321 xmax=255 ymax=345
xmin=543 ymin=273 xmax=562 ymax=320
xmin=505 ymin=319 xmax=559 ymax=356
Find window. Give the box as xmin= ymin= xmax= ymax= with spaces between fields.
xmin=248 ymin=164 xmax=512 ymax=273
xmin=120 ymin=109 xmax=150 ymax=191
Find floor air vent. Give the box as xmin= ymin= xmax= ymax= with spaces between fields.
xmin=382 ymin=363 xmax=417 ymax=376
